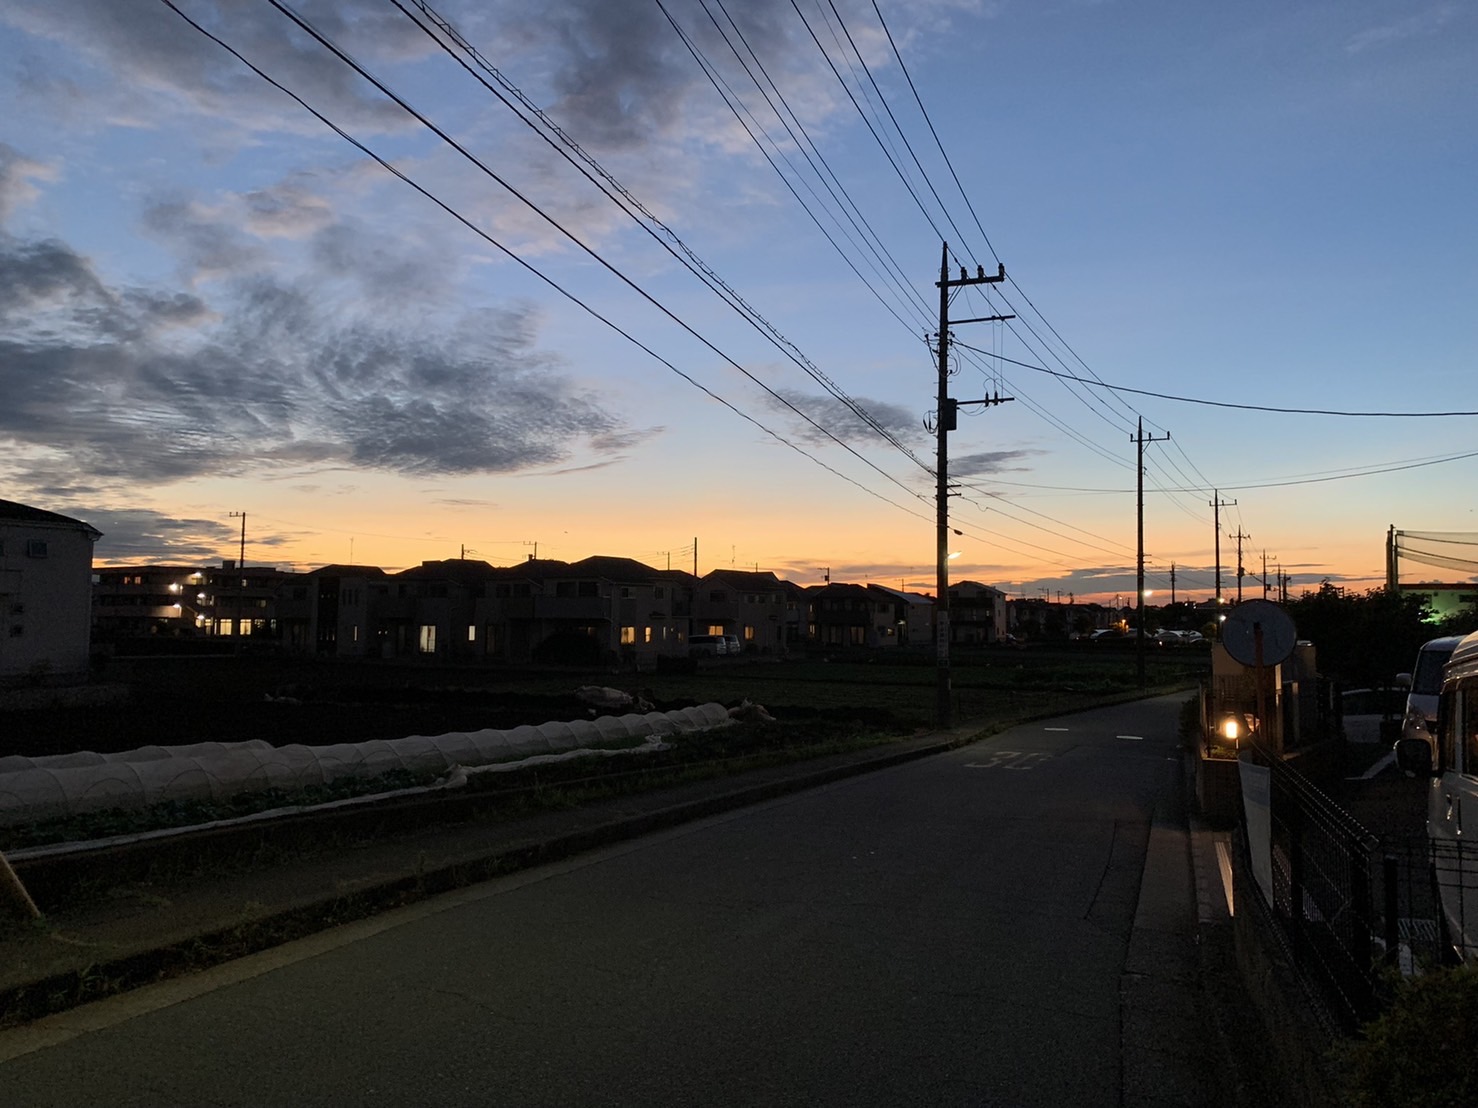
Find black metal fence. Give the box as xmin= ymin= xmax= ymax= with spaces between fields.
xmin=1244 ymin=752 xmax=1475 ymax=1033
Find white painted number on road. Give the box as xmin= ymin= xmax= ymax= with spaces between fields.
xmin=965 ymin=751 xmax=1053 ymax=771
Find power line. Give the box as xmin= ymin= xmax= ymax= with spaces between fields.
xmin=251 ymin=0 xmax=932 ymax=505
xmin=393 ymin=0 xmax=929 ymax=472
xmin=157 ymin=0 xmax=934 ymax=524
xmin=952 ymin=342 xmax=1478 ymax=417
xmin=667 ymin=0 xmax=930 ymax=329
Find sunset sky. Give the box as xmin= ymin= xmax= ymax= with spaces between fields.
xmin=2 ymin=0 xmax=1474 ymax=604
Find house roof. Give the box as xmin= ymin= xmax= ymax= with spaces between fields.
xmin=867 ymin=583 xmax=933 ymax=606
xmin=0 ymin=498 xmax=102 ymax=538
xmin=549 ymin=555 xmax=666 ymax=581
xmin=394 ymin=558 xmax=500 ymax=582
xmin=807 ymin=582 xmax=879 ymax=598
xmin=304 ymin=564 xmax=389 ymax=578
xmin=703 ymin=569 xmax=786 ymax=591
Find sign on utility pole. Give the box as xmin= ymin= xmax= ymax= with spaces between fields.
xmin=934 ymin=242 xmax=1012 ymax=728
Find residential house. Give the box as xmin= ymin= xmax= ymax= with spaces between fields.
xmin=949 ymin=580 xmax=1009 ymax=645
xmin=276 ymin=564 xmax=389 ymax=656
xmin=807 ymin=582 xmax=898 ymax=648
xmin=0 ymin=499 xmax=102 ymax=682
xmin=693 ymin=570 xmax=791 ymax=655
xmin=518 ymin=556 xmax=685 ymax=666
xmin=383 ymin=558 xmax=501 ymax=661
xmin=866 ymin=584 xmax=934 ymax=648
xmin=204 ymin=561 xmax=290 ymax=644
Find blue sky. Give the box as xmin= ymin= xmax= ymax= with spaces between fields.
xmin=1 ymin=0 xmax=1474 ymax=604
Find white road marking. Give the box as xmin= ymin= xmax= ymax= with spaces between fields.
xmin=1043 ymin=727 xmax=1070 ymax=732
xmin=964 ymin=751 xmax=1053 ymax=771
xmin=1117 ymin=734 xmax=1144 ymax=741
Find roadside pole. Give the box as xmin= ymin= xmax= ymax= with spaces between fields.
xmin=934 ymin=241 xmax=1010 ymax=726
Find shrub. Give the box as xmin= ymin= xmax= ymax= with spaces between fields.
xmin=1341 ymin=964 xmax=1478 ymax=1107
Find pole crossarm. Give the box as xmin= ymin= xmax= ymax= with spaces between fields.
xmin=957 ymin=394 xmax=1014 ymax=409
xmin=948 ymin=314 xmax=1016 ymax=326
xmin=937 ymin=263 xmax=1006 ymax=291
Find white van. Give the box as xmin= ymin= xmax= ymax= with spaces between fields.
xmin=688 ymin=634 xmax=727 ymax=657
xmin=1398 ymin=634 xmax=1466 ymax=756
xmin=1396 ymin=630 xmax=1478 ymax=958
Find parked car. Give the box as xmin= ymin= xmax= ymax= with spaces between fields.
xmin=722 ymin=634 xmax=743 ymax=656
xmin=1394 ymin=629 xmax=1478 ymax=959
xmin=688 ymin=634 xmax=728 ymax=657
xmin=1397 ymin=634 xmax=1466 ymax=758
xmin=1338 ymin=686 xmax=1406 ymax=744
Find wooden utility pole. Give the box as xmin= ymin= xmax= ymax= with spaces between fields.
xmin=1209 ymin=491 xmax=1235 ymax=608
xmin=934 ymin=242 xmax=1010 ymax=727
xmin=1234 ymin=528 xmax=1251 ymax=603
xmin=1132 ymin=419 xmax=1170 ymax=686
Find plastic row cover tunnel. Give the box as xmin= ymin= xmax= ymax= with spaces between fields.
xmin=0 ymin=703 xmax=732 ymax=829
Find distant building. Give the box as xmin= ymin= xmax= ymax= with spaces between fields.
xmin=949 ymin=581 xmax=1009 ymax=645
xmin=695 ymin=570 xmax=791 ymax=654
xmin=93 ymin=564 xmax=212 ymax=640
xmin=0 ymin=499 xmax=102 ymax=683
xmin=866 ymin=584 xmax=934 ymax=647
xmin=807 ymin=582 xmax=898 ymax=647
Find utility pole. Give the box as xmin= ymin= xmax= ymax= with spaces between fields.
xmin=1261 ymin=551 xmax=1270 ymax=598
xmin=1131 ymin=419 xmax=1170 ymax=686
xmin=1208 ymin=491 xmax=1236 ymax=608
xmin=228 ymin=511 xmax=246 ymax=652
xmin=1170 ymin=562 xmax=1177 ymax=606
xmin=934 ymin=241 xmax=1010 ymax=727
xmin=1233 ymin=528 xmax=1251 ymax=603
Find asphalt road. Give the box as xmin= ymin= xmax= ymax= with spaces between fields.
xmin=0 ymin=696 xmax=1192 ymax=1107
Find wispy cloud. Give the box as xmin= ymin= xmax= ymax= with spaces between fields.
xmin=765 ymin=386 xmax=924 ymax=449
xmin=0 ymin=225 xmax=636 ymax=488
xmin=952 ymin=449 xmax=1038 ymax=477
xmin=0 ymin=142 xmax=55 ymax=224
xmin=1345 ymin=5 xmax=1458 ymax=54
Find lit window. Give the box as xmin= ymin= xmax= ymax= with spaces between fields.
xmin=419 ymin=625 xmax=437 ymax=653
xmin=644 ymin=627 xmax=653 ymax=643
xmin=620 ymin=626 xmax=636 ymax=645
xmin=467 ymin=625 xmax=477 ymax=642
